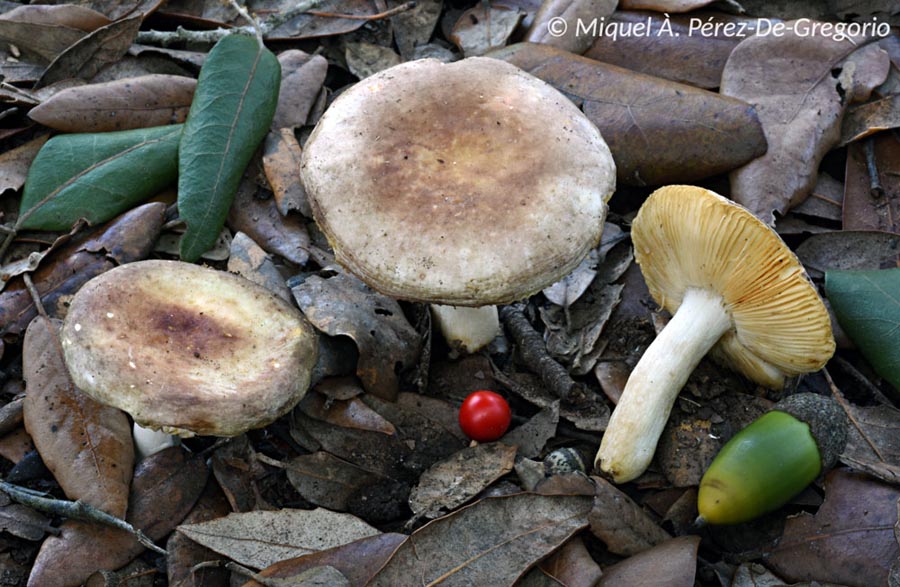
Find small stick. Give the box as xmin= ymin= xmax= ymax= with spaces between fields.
xmin=499 ymin=303 xmax=585 ymax=402
xmin=305 ymin=1 xmax=416 ymax=20
xmin=0 ymin=480 xmax=167 ymax=555
xmin=864 ymin=137 xmax=884 ymax=199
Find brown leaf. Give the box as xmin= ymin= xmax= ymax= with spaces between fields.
xmin=795 ymin=230 xmax=900 ymax=279
xmin=766 ymin=469 xmax=900 ymax=586
xmin=28 ymin=446 xmax=208 ymax=587
xmin=390 ymin=0 xmax=442 ymax=60
xmin=166 ymin=480 xmax=232 ymax=587
xmin=451 ymin=5 xmax=523 ymax=57
xmin=300 ymin=391 xmax=397 ymax=435
xmin=0 ymin=134 xmax=49 ymax=195
xmin=285 ymin=451 xmax=379 ymax=511
xmin=0 ymin=502 xmax=51 ymax=542
xmin=37 ymin=14 xmax=143 ymax=88
xmin=619 ymin=0 xmax=714 ymax=10
xmin=844 ymin=134 xmax=900 ymax=233
xmin=539 ymin=535 xmax=603 ymax=587
xmin=841 ymin=95 xmax=900 ymax=145
xmin=0 ymin=202 xmax=166 ymax=340
xmin=227 ymin=175 xmax=311 ymax=266
xmin=22 ymin=317 xmax=133 ymax=518
xmin=211 ymin=435 xmax=271 ymax=513
xmin=370 ymin=493 xmax=593 ymax=586
xmin=61 ymin=0 xmax=162 ymax=21
xmin=262 ymin=129 xmax=311 ymax=218
xmin=244 ymin=532 xmax=406 ymax=587
xmin=584 ymin=11 xmax=751 ymax=90
xmin=722 ymin=28 xmax=886 ymax=223
xmin=526 ymin=0 xmax=615 ymax=54
xmin=492 ymin=42 xmax=766 ymax=186
xmin=268 ymin=0 xmax=375 ymax=39
xmin=598 ymin=535 xmax=700 ymax=587
xmin=227 ymin=231 xmax=292 ymax=302
xmin=731 ymin=562 xmax=790 ymax=587
xmin=273 ymin=50 xmax=328 ymax=130
xmin=178 ymin=508 xmax=380 ymax=570
xmin=502 ymin=403 xmax=559 ymax=459
xmin=291 ymin=272 xmax=421 ymax=400
xmin=0 ymin=5 xmax=109 ymax=63
xmin=344 ymin=42 xmax=402 ymax=79
xmin=791 ymin=172 xmax=844 ymax=222
xmin=409 ymin=442 xmax=518 ymax=519
xmin=0 ymin=428 xmax=34 ymax=464
xmin=28 ymin=74 xmax=195 ymax=132
xmin=589 ymin=475 xmax=671 ymax=556
xmin=840 ymin=400 xmax=900 ymax=483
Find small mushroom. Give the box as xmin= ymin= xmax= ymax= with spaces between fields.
xmin=60 ymin=260 xmax=318 ymax=438
xmin=596 ymin=186 xmax=835 ymax=483
xmin=300 ymin=57 xmax=616 ymax=353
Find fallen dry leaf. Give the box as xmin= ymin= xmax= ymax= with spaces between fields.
xmin=28 ymin=446 xmax=208 ymax=587
xmin=731 ymin=562 xmax=791 ymax=587
xmin=244 ymin=532 xmax=406 ymax=587
xmin=843 ymin=133 xmax=900 ymax=233
xmin=502 ymin=402 xmax=559 ymax=459
xmin=0 ymin=202 xmax=166 ymax=340
xmin=166 ymin=480 xmax=232 ymax=587
xmin=598 ymin=535 xmax=700 ymax=587
xmin=0 ymin=501 xmax=51 ymax=542
xmin=841 ymin=95 xmax=900 ymax=145
xmin=227 ymin=175 xmax=311 ymax=266
xmin=22 ymin=317 xmax=133 ymax=518
xmin=409 ymin=442 xmax=517 ymax=519
xmin=71 ymin=0 xmax=162 ymax=20
xmin=0 ymin=4 xmax=109 ymax=63
xmin=370 ymin=493 xmax=593 ymax=586
xmin=539 ymin=535 xmax=603 ymax=587
xmin=840 ymin=400 xmax=900 ymax=483
xmin=211 ymin=435 xmax=271 ymax=513
xmin=28 ymin=74 xmax=195 ymax=132
xmin=0 ymin=135 xmax=48 ymax=195
xmin=766 ymin=469 xmax=900 ymax=586
xmin=795 ymin=230 xmax=900 ymax=279
xmin=285 ymin=451 xmax=379 ymax=511
xmin=390 ymin=0 xmax=442 ymax=60
xmin=589 ymin=475 xmax=671 ymax=555
xmin=722 ymin=27 xmax=887 ymax=223
xmin=292 ymin=271 xmax=421 ymax=400
xmin=268 ymin=0 xmax=376 ymax=39
xmin=37 ymin=14 xmax=142 ymax=88
xmin=451 ymin=4 xmax=523 ymax=57
xmin=273 ymin=50 xmax=328 ymax=130
xmin=178 ymin=508 xmax=380 ymax=570
xmin=584 ymin=11 xmax=751 ymax=89
xmin=299 ymin=391 xmax=397 ymax=436
xmin=263 ymin=129 xmax=311 ymax=218
xmin=227 ymin=231 xmax=292 ymax=302
xmin=619 ymin=0 xmax=714 ymax=11
xmin=345 ymin=42 xmax=402 ymax=79
xmin=525 ymin=0 xmax=616 ymax=54
xmin=492 ymin=43 xmax=767 ymax=185
xmin=791 ymin=171 xmax=844 ymax=222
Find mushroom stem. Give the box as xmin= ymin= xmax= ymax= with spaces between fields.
xmin=596 ymin=287 xmax=732 ymax=483
xmin=132 ymin=423 xmax=179 ymax=462
xmin=430 ymin=304 xmax=501 ymax=354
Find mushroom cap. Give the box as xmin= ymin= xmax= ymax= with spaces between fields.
xmin=300 ymin=57 xmax=616 ymax=306
xmin=60 ymin=260 xmax=318 ymax=437
xmin=632 ymin=185 xmax=834 ymax=387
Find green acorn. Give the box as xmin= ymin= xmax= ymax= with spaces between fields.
xmin=697 ymin=393 xmax=848 ymax=525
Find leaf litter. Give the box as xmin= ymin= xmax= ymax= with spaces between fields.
xmin=0 ymin=0 xmax=900 ymax=585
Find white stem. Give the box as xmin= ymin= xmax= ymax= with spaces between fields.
xmin=596 ymin=288 xmax=731 ymax=483
xmin=132 ymin=422 xmax=179 ymax=462
xmin=430 ymin=304 xmax=500 ymax=354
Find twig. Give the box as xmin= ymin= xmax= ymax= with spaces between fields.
xmin=135 ymin=0 xmax=322 ymax=46
xmin=864 ymin=137 xmax=884 ymax=199
xmin=227 ymin=0 xmax=264 ymax=45
xmin=831 ymin=354 xmax=895 ymax=407
xmin=0 ymin=480 xmax=167 ymax=556
xmin=823 ymin=367 xmax=886 ymax=462
xmin=305 ymin=1 xmax=416 ymax=20
xmin=499 ymin=304 xmax=585 ymax=402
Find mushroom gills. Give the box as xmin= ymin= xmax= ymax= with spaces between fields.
xmin=597 ymin=287 xmax=731 ymax=483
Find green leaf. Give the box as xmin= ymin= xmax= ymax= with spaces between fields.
xmin=18 ymin=125 xmax=181 ymax=231
xmin=826 ymin=268 xmax=900 ymax=393
xmin=177 ymin=34 xmax=281 ymax=262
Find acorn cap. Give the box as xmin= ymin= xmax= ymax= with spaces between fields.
xmin=631 ymin=185 xmax=835 ymax=388
xmin=61 ymin=260 xmax=318 ymax=437
xmin=299 ymin=57 xmax=616 ymax=306
xmin=774 ymin=393 xmax=848 ymax=471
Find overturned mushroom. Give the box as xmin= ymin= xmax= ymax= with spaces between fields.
xmin=300 ymin=57 xmax=616 ymax=353
xmin=596 ymin=186 xmax=835 ymax=483
xmin=61 ymin=260 xmax=318 ymax=438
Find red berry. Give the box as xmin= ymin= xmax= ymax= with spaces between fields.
xmin=458 ymin=390 xmax=512 ymax=442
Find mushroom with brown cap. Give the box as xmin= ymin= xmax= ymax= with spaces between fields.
xmin=299 ymin=57 xmax=616 ymax=353
xmin=60 ymin=260 xmax=319 ymax=441
xmin=596 ymin=185 xmax=835 ymax=483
